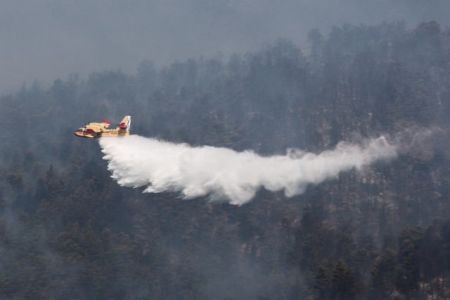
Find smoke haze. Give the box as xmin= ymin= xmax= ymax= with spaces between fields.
xmin=100 ymin=135 xmax=397 ymax=205
xmin=2 ymin=0 xmax=450 ymax=91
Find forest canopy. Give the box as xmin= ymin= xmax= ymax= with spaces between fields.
xmin=1 ymin=22 xmax=450 ymax=299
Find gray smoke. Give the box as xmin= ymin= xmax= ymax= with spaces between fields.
xmin=2 ymin=0 xmax=450 ymax=92
xmin=100 ymin=135 xmax=397 ymax=205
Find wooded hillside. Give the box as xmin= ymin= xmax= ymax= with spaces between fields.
xmin=1 ymin=22 xmax=450 ymax=299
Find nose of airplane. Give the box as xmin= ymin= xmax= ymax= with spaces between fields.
xmin=73 ymin=128 xmax=84 ymax=137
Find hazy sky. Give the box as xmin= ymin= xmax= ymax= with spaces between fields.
xmin=0 ymin=0 xmax=449 ymax=92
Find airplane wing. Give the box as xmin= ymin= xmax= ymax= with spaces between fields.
xmin=102 ymin=119 xmax=111 ymax=128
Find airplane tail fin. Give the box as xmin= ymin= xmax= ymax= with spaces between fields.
xmin=118 ymin=115 xmax=131 ymax=133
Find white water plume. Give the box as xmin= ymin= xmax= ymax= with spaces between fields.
xmin=100 ymin=135 xmax=397 ymax=205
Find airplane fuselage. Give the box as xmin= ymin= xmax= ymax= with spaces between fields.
xmin=73 ymin=127 xmax=129 ymax=138
xmin=73 ymin=116 xmax=131 ymax=138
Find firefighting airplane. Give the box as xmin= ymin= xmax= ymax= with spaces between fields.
xmin=73 ymin=116 xmax=131 ymax=138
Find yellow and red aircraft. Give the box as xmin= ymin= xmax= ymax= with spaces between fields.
xmin=73 ymin=115 xmax=131 ymax=138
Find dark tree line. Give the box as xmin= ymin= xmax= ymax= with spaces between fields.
xmin=1 ymin=21 xmax=450 ymax=299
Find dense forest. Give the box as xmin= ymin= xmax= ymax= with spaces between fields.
xmin=1 ymin=21 xmax=450 ymax=299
